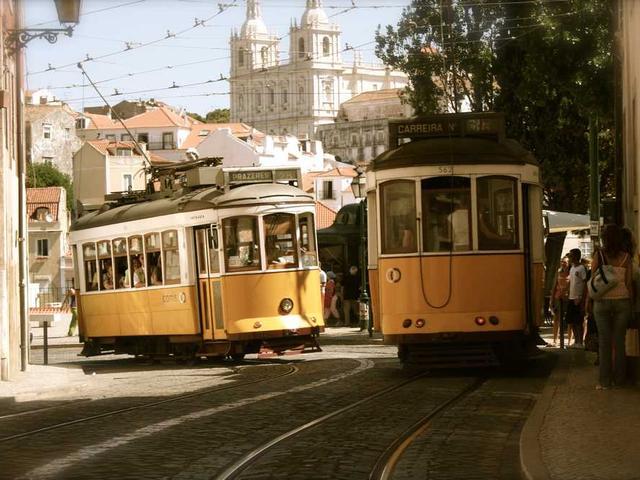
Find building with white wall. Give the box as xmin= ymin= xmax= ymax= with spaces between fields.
xmin=229 ymin=0 xmax=408 ymax=139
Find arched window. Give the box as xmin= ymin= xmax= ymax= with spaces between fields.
xmin=267 ymin=86 xmax=275 ymax=105
xmin=238 ymin=93 xmax=244 ymax=110
xmin=298 ymin=86 xmax=304 ymax=105
xmin=261 ymin=46 xmax=268 ymax=67
xmin=322 ymin=37 xmax=330 ymax=56
xmin=282 ymin=89 xmax=288 ymax=105
xmin=254 ymin=89 xmax=262 ymax=107
xmin=238 ymin=48 xmax=245 ymax=67
xmin=298 ymin=37 xmax=305 ymax=59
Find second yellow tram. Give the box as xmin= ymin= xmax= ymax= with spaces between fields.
xmin=366 ymin=113 xmax=545 ymax=367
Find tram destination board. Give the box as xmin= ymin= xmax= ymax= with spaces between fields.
xmin=389 ymin=112 xmax=506 ymax=146
xmin=227 ymin=168 xmax=300 ymax=185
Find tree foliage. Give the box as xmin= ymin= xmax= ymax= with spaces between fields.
xmin=187 ymin=108 xmax=231 ymax=124
xmin=26 ymin=162 xmax=74 ymax=210
xmin=376 ymin=0 xmax=615 ymax=212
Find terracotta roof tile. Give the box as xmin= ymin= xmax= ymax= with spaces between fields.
xmin=82 ymin=105 xmax=193 ymax=130
xmin=86 ymin=140 xmax=143 ymax=156
xmin=315 ymin=201 xmax=337 ymax=229
xmin=27 ymin=187 xmax=63 ymax=222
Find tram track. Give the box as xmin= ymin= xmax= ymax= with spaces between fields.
xmin=0 ymin=363 xmax=300 ymax=443
xmin=215 ymin=375 xmax=486 ymax=480
xmin=369 ymin=377 xmax=486 ymax=480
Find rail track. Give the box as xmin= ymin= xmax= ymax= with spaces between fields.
xmin=0 ymin=363 xmax=299 ymax=443
xmin=215 ymin=374 xmax=485 ymax=480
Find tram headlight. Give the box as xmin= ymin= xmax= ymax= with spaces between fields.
xmin=402 ymin=318 xmax=412 ymax=328
xmin=489 ymin=316 xmax=499 ymax=325
xmin=475 ymin=316 xmax=487 ymax=326
xmin=279 ymin=298 xmax=294 ymax=315
xmin=415 ymin=318 xmax=426 ymax=328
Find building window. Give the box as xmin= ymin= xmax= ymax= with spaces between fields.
xmin=43 ymin=124 xmax=52 ymax=139
xmin=261 ymin=46 xmax=268 ymax=67
xmin=238 ymin=47 xmax=245 ymax=67
xmin=239 ymin=94 xmax=244 ymax=110
xmin=123 ymin=174 xmax=133 ymax=191
xmin=137 ymin=133 xmax=149 ymax=144
xmin=267 ymin=86 xmax=275 ymax=106
xmin=323 ymin=37 xmax=330 ymax=56
xmin=75 ymin=118 xmax=87 ymax=129
xmin=298 ymin=86 xmax=304 ymax=105
xmin=105 ymin=134 xmax=116 ymax=141
xmin=282 ymin=89 xmax=288 ymax=105
xmin=162 ymin=132 xmax=174 ymax=149
xmin=116 ymin=148 xmax=132 ymax=156
xmin=37 ymin=238 xmax=49 ymax=257
xmin=255 ymin=90 xmax=262 ymax=108
xmin=42 ymin=156 xmax=53 ymax=165
xmin=322 ymin=180 xmax=334 ymax=200
xmin=121 ymin=133 xmax=132 ymax=141
xmin=298 ymin=37 xmax=305 ymax=59
xmin=33 ymin=207 xmax=51 ymax=221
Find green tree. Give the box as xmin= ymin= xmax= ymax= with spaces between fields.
xmin=205 ymin=108 xmax=230 ymax=123
xmin=376 ymin=0 xmax=615 ymax=212
xmin=26 ymin=162 xmax=74 ymax=210
xmin=187 ymin=112 xmax=205 ymax=122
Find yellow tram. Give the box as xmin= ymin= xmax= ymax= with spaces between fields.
xmin=366 ymin=113 xmax=545 ymax=366
xmin=70 ymin=165 xmax=324 ymax=360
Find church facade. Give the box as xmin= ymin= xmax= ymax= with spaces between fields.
xmin=229 ymin=0 xmax=408 ymax=139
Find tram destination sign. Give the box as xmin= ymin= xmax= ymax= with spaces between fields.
xmin=227 ymin=168 xmax=301 ymax=186
xmin=389 ymin=113 xmax=505 ymax=146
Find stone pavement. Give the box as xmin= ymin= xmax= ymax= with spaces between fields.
xmin=521 ymin=347 xmax=640 ymax=480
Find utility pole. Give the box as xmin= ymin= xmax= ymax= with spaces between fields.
xmin=589 ymin=116 xmax=600 ymax=249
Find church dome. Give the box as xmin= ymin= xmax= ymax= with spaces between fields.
xmin=241 ymin=17 xmax=268 ymax=36
xmin=301 ymin=6 xmax=328 ymax=26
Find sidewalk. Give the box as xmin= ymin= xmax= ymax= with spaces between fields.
xmin=521 ymin=348 xmax=640 ymax=480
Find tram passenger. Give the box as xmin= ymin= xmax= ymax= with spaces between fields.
xmin=343 ymin=266 xmax=361 ymax=327
xmin=102 ymin=263 xmax=114 ymax=290
xmin=477 ymin=198 xmax=512 ymax=248
xmin=133 ymin=257 xmax=146 ymax=288
xmin=448 ymin=198 xmax=470 ymax=251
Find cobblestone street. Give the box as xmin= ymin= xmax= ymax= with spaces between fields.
xmin=0 ymin=330 xmax=554 ymax=480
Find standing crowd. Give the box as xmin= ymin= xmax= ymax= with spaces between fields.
xmin=549 ymin=224 xmax=640 ymax=389
xmin=320 ymin=265 xmax=363 ymax=329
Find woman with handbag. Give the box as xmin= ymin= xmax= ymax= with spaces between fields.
xmin=550 ymin=257 xmax=571 ymax=346
xmin=588 ymin=224 xmax=634 ymax=390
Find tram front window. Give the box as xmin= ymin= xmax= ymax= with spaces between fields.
xmin=223 ymin=216 xmax=261 ymax=272
xmin=298 ymin=212 xmax=317 ymax=267
xmin=477 ymin=176 xmax=519 ymax=250
xmin=83 ymin=243 xmax=98 ymax=291
xmin=380 ymin=180 xmax=417 ymax=254
xmin=421 ymin=177 xmax=471 ymax=252
xmin=264 ymin=213 xmax=298 ymax=269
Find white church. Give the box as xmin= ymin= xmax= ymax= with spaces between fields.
xmin=229 ymin=0 xmax=408 ymax=140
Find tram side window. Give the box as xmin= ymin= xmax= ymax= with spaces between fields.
xmin=380 ymin=180 xmax=417 ymax=254
xmin=128 ymin=235 xmax=146 ymax=288
xmin=145 ymin=233 xmax=163 ymax=286
xmin=83 ymin=243 xmax=98 ymax=291
xmin=476 ymin=176 xmax=519 ymax=250
xmin=421 ymin=177 xmax=471 ymax=252
xmin=223 ymin=216 xmax=261 ymax=272
xmin=264 ymin=213 xmax=298 ymax=269
xmin=298 ymin=213 xmax=317 ymax=267
xmin=113 ymin=238 xmax=129 ymax=289
xmin=163 ymin=230 xmax=181 ymax=284
xmin=97 ymin=240 xmax=114 ymax=290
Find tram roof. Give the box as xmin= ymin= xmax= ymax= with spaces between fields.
xmin=371 ymin=137 xmax=538 ymax=171
xmin=72 ymin=183 xmax=314 ymax=232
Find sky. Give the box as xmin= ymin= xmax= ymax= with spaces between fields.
xmin=24 ymin=0 xmax=408 ymax=116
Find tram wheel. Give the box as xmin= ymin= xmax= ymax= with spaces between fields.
xmin=230 ymin=353 xmax=246 ymax=361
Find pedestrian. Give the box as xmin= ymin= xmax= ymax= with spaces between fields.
xmin=342 ymin=266 xmax=360 ymax=327
xmin=588 ymin=224 xmax=633 ymax=390
xmin=62 ymin=285 xmax=78 ymax=337
xmin=324 ymin=271 xmax=337 ymax=324
xmin=549 ymin=256 xmax=571 ymax=346
xmin=565 ymin=248 xmax=587 ymax=346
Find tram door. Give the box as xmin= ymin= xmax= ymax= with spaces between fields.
xmin=195 ymin=225 xmax=226 ymax=341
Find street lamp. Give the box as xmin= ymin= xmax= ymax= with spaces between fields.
xmin=5 ymin=0 xmax=82 ymax=55
xmin=350 ymin=166 xmax=372 ymax=337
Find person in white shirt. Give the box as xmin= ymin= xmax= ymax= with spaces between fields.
xmin=566 ymin=248 xmax=587 ymax=346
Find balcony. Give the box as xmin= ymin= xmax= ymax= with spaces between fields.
xmin=146 ymin=141 xmax=177 ymax=150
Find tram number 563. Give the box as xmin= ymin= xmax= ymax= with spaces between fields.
xmin=437 ymin=166 xmax=453 ymax=174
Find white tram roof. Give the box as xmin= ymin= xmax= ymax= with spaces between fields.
xmin=371 ymin=137 xmax=538 ymax=171
xmin=72 ymin=183 xmax=314 ymax=232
